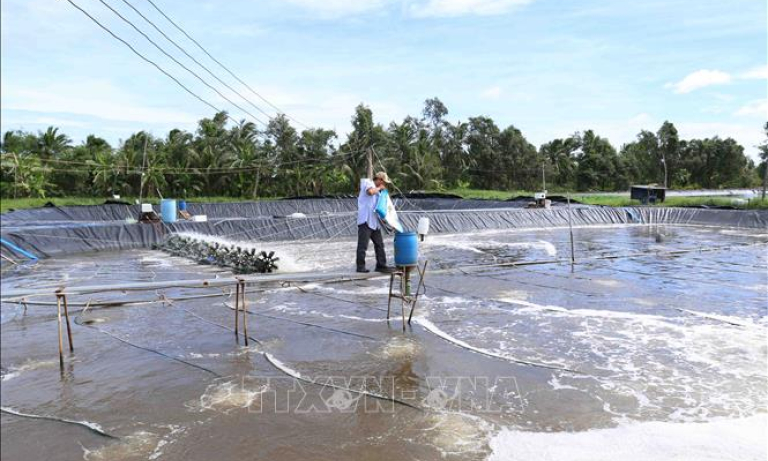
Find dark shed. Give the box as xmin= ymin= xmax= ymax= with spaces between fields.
xmin=630 ymin=185 xmax=666 ymax=204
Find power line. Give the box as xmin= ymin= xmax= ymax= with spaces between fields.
xmin=116 ymin=0 xmax=276 ymax=123
xmin=142 ymin=0 xmax=309 ymax=129
xmin=95 ymin=0 xmax=267 ymax=126
xmin=61 ymin=0 xmax=228 ymax=124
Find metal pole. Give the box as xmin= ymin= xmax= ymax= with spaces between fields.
xmin=408 ymin=261 xmax=428 ymax=324
xmin=762 ymin=159 xmax=767 ymax=200
xmin=567 ymin=193 xmax=576 ymax=271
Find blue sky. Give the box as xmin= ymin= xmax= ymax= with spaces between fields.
xmin=1 ymin=0 xmax=766 ymax=158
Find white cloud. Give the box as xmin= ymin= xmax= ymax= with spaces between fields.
xmin=480 ymin=86 xmax=502 ymax=99
xmin=409 ymin=0 xmax=532 ymax=17
xmin=740 ymin=65 xmax=768 ymax=80
xmin=279 ymin=0 xmax=533 ymax=17
xmin=667 ymin=69 xmax=731 ymax=94
xmin=734 ymin=99 xmax=768 ymax=117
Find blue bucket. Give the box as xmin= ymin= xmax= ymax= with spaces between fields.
xmin=394 ymin=232 xmax=418 ymax=266
xmin=178 ymin=200 xmax=187 ymax=212
xmin=160 ymin=199 xmax=177 ymax=223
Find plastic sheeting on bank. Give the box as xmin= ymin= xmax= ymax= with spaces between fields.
xmin=0 ymin=197 xmax=584 ymax=230
xmin=2 ymin=202 xmax=766 ymax=259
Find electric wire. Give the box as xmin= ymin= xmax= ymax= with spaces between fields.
xmin=95 ymin=0 xmax=267 ymax=126
xmin=142 ymin=0 xmax=309 ymax=129
xmin=74 ymin=311 xmax=223 ymax=377
xmin=62 ymin=0 xmax=229 ymax=122
xmin=118 ymin=0 xmax=276 ymax=122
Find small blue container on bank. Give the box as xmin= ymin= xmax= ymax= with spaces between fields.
xmin=394 ymin=231 xmax=418 ymax=266
xmin=160 ymin=199 xmax=177 ymax=223
xmin=178 ymin=200 xmax=187 ymax=212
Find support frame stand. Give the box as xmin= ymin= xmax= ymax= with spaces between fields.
xmin=387 ymin=260 xmax=428 ymax=331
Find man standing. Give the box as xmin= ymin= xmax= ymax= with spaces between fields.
xmin=356 ymin=172 xmax=395 ymax=273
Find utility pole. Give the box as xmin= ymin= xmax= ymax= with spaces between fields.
xmin=567 ymin=193 xmax=576 ymax=272
xmin=12 ymin=152 xmax=19 ymax=199
xmin=542 ymin=165 xmax=546 ymax=192
xmin=139 ymin=135 xmax=148 ymax=203
xmin=762 ymin=160 xmax=767 ymax=200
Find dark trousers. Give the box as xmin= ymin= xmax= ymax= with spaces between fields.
xmin=357 ymin=224 xmax=387 ymax=269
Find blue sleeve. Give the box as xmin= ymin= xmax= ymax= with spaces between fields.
xmin=375 ymin=189 xmax=388 ymax=218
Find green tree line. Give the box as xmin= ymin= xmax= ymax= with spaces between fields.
xmin=1 ymin=98 xmax=765 ymax=199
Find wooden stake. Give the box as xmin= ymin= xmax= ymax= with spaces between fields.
xmin=62 ymin=294 xmax=74 ymax=352
xmin=234 ymin=282 xmax=240 ymax=341
xmin=56 ymin=295 xmax=64 ymax=368
xmin=387 ymin=273 xmax=395 ymax=320
xmin=240 ymin=280 xmax=248 ymax=346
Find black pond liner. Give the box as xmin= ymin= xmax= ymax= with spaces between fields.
xmin=1 ymin=198 xmax=766 ymax=259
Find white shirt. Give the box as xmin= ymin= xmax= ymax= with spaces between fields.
xmin=357 ymin=178 xmax=380 ymax=230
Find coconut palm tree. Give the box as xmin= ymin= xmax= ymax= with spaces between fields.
xmin=36 ymin=126 xmax=71 ymax=158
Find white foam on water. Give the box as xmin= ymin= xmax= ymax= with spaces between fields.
xmin=414 ymin=318 xmax=569 ymax=370
xmin=1 ymin=359 xmax=58 ymax=381
xmin=313 ymin=284 xmax=392 ymax=296
xmin=488 ymin=414 xmax=768 ymax=461
xmin=593 ymin=278 xmax=622 ymax=287
xmin=82 ymin=431 xmax=159 ymax=461
xmin=148 ymin=425 xmax=187 ymax=461
xmin=174 ymin=232 xmax=311 ymax=273
xmin=419 ymin=412 xmax=494 ymax=457
xmin=548 ymin=375 xmax=579 ymax=391
xmin=267 ymin=303 xmax=385 ymax=323
xmin=719 ymin=229 xmax=768 ymax=238
xmin=139 ymin=255 xmax=173 ymax=267
xmin=377 ymin=336 xmax=421 ymax=359
xmin=496 ymin=289 xmax=530 ymax=301
xmin=188 ymin=380 xmax=268 ymax=414
xmin=424 ymin=290 xmax=767 ymax=419
xmin=185 ymin=352 xmax=221 ymax=359
xmin=427 ymin=235 xmax=558 ymax=257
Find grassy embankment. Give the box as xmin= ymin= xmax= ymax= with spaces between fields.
xmin=2 ymin=190 xmax=767 ymax=213
xmin=0 ymin=196 xmax=274 ymax=213
xmin=439 ymin=188 xmax=768 ymax=209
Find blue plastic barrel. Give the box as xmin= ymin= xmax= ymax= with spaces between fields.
xmin=160 ymin=199 xmax=177 ymax=223
xmin=394 ymin=232 xmax=418 ymax=266
xmin=178 ymin=200 xmax=187 ymax=212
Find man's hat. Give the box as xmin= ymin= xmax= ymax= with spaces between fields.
xmin=374 ymin=171 xmax=392 ymax=184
